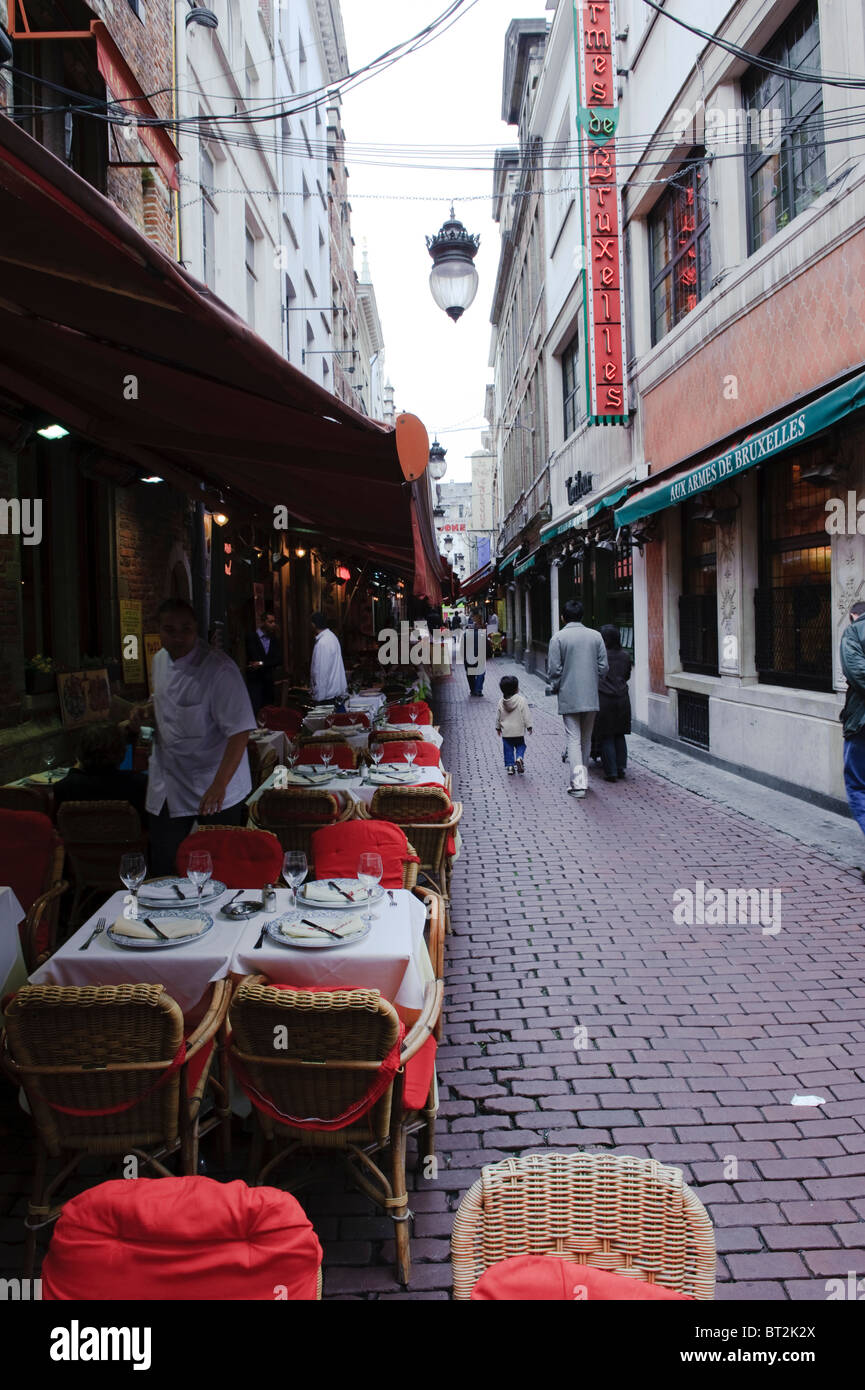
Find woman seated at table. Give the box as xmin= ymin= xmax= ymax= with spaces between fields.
xmin=53 ymin=722 xmax=148 ymax=816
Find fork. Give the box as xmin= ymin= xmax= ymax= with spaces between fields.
xmin=387 ymin=890 xmax=398 ymax=909
xmin=79 ymin=916 xmax=106 ymax=951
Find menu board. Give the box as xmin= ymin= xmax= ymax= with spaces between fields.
xmin=57 ymin=670 xmax=112 ymax=729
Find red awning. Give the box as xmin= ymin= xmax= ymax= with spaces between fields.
xmin=0 ymin=114 xmax=441 ymax=598
xmin=459 ymin=562 xmax=495 ymax=601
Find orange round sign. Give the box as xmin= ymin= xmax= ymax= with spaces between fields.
xmin=395 ymin=413 xmax=430 ymax=483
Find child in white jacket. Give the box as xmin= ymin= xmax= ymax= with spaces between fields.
xmin=495 ymin=675 xmax=532 ymax=775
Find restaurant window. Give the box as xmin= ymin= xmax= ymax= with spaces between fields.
xmin=755 ymin=456 xmax=833 ymax=690
xmin=200 ymin=148 xmax=216 ymax=289
xmin=562 ymin=332 xmax=580 ymax=441
xmin=650 ymin=153 xmax=711 ymax=344
xmin=679 ymin=502 xmax=718 ymax=675
xmin=743 ymin=1 xmax=825 ymax=254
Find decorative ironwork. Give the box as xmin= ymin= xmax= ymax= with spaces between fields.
xmin=754 ymin=583 xmax=832 ymax=690
xmin=679 ymin=594 xmax=719 ymax=674
xmin=678 ymin=691 xmax=710 ymax=750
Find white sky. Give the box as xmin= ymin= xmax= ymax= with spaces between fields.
xmin=339 ymin=0 xmax=548 ymax=483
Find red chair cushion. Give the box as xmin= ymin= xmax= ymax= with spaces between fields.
xmin=298 ymin=745 xmax=355 ymax=769
xmin=387 ymin=703 xmax=432 ymax=726
xmin=0 ymin=810 xmax=58 ymax=917
xmin=310 ymin=821 xmax=419 ymax=890
xmin=470 ymin=1256 xmax=696 ymax=1301
xmin=175 ymin=829 xmax=283 ymax=889
xmin=376 ymin=741 xmax=440 ymax=767
xmin=41 ymin=1177 xmax=321 ymax=1301
xmin=259 ymin=707 xmax=303 ymax=735
xmin=403 ymin=1034 xmax=436 ymax=1110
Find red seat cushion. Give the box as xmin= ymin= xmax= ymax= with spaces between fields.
xmin=403 ymin=1034 xmax=436 ymax=1110
xmin=327 ymin=712 xmax=370 ymax=730
xmin=0 ymin=810 xmax=59 ymax=917
xmin=298 ymin=745 xmax=355 ymax=769
xmin=387 ymin=703 xmax=432 ymax=725
xmin=470 ymin=1256 xmax=696 ymax=1301
xmin=310 ymin=821 xmax=419 ymax=890
xmin=175 ymin=829 xmax=283 ymax=889
xmin=259 ymin=707 xmax=303 ymax=735
xmin=41 ymin=1177 xmax=321 ymax=1301
xmin=376 ymin=741 xmax=440 ymax=767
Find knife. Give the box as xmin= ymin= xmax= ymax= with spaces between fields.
xmin=301 ymin=917 xmax=344 ymax=940
xmin=144 ymin=917 xmax=171 ymax=941
xmin=328 ymin=880 xmax=355 ymax=902
xmin=172 ymin=884 xmax=186 ymax=900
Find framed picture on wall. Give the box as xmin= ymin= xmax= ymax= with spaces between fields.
xmin=57 ymin=669 xmax=112 ymax=730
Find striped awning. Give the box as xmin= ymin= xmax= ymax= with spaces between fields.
xmin=498 ymin=545 xmax=522 ymax=573
xmin=514 ymin=549 xmax=540 ymax=577
xmin=540 ymin=484 xmax=631 ymax=542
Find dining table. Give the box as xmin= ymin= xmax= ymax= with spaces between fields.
xmin=247 ymin=763 xmax=448 ymax=812
xmin=0 ymin=887 xmax=27 ymax=1024
xmin=28 ymin=885 xmax=431 ymax=1014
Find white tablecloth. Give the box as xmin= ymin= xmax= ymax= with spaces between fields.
xmin=248 ymin=766 xmax=447 ymax=812
xmin=29 ymin=889 xmax=242 ymax=1015
xmin=232 ymin=888 xmax=427 ymax=1007
xmin=249 ymin=729 xmax=288 ymax=763
xmin=29 ymin=887 xmax=428 ymax=1012
xmin=381 ymin=723 xmax=443 ymax=749
xmin=0 ymin=887 xmax=27 ymax=1023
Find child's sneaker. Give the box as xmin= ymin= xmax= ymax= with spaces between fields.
xmin=507 ymin=765 xmax=516 ymax=776
xmin=516 ymin=757 xmax=524 ymax=774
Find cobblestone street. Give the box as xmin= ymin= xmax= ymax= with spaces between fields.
xmin=2 ymin=660 xmax=865 ymax=1301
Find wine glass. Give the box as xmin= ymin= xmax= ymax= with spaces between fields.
xmin=186 ymin=850 xmax=212 ymax=913
xmin=44 ymin=749 xmax=57 ymax=783
xmin=370 ymin=741 xmax=383 ymax=771
xmin=283 ymin=850 xmax=308 ymax=912
xmin=405 ymin=746 xmax=417 ymax=774
xmin=120 ymin=852 xmax=147 ymax=919
xmin=319 ymin=741 xmax=333 ymax=773
xmin=357 ymin=852 xmax=383 ymax=927
xmin=285 ymin=740 xmax=298 ymax=772
xmin=409 ymin=707 xmax=419 ymax=726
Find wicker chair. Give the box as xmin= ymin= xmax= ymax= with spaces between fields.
xmin=386 ymin=702 xmax=433 ymax=726
xmin=250 ymin=788 xmax=354 ymax=856
xmin=371 ymin=730 xmax=423 ymax=746
xmin=229 ymin=974 xmax=442 ymax=1286
xmin=451 ymin=1152 xmax=717 ymax=1301
xmin=2 ymin=979 xmax=232 ymax=1277
xmin=297 ymin=732 xmax=350 ymax=748
xmin=56 ymin=800 xmax=146 ymax=929
xmin=363 ymin=787 xmax=462 ymax=928
xmin=308 ymin=821 xmax=421 ymax=892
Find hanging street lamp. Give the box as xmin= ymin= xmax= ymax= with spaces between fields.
xmin=426 ymin=206 xmax=480 ymax=322
xmin=428 ymin=439 xmax=448 ymax=481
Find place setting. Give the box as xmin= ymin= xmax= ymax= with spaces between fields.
xmin=255 ymin=850 xmax=384 ymax=951
xmin=106 ymin=850 xmax=221 ymax=951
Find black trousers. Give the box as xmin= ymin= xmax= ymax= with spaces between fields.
xmin=147 ymin=800 xmax=247 ymax=878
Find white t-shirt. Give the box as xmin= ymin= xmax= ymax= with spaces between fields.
xmin=146 ymin=641 xmax=254 ymax=817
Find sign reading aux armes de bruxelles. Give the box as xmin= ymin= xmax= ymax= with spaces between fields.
xmin=573 ymin=0 xmax=628 ymax=425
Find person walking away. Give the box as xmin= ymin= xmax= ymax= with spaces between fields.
xmin=245 ymin=610 xmax=282 ymax=715
xmin=129 ymin=598 xmax=255 ymax=876
xmin=463 ymin=611 xmax=486 ymax=696
xmin=496 ymin=675 xmax=532 ymax=775
xmin=839 ymin=600 xmax=865 ymax=874
xmin=596 ymin=625 xmax=631 ymax=781
xmin=545 ymin=599 xmax=608 ymax=799
xmin=309 ymin=611 xmax=347 ymax=705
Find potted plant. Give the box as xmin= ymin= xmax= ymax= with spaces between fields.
xmin=25 ymin=654 xmax=55 ymax=695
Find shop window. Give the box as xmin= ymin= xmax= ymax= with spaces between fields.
xmin=679 ymin=502 xmax=718 ymax=675
xmin=755 ymin=458 xmax=832 ymax=690
xmin=743 ymin=1 xmax=825 ymax=253
xmin=650 ymin=153 xmax=711 ymax=344
xmin=530 ymin=578 xmax=551 ymax=648
xmin=562 ymin=333 xmax=580 ymax=440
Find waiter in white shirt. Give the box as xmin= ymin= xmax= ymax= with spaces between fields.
xmin=309 ymin=610 xmax=347 ymax=704
xmin=130 ymin=598 xmax=256 ymax=875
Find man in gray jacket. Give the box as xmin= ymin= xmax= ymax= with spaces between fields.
xmin=545 ymin=599 xmax=608 ymax=798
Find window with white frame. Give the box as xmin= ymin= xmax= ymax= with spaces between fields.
xmin=561 ymin=332 xmax=580 ymax=441
xmin=245 ymin=226 xmax=257 ymax=328
xmin=200 ymin=147 xmax=216 ymax=289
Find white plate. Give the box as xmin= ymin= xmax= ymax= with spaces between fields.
xmin=138 ymin=877 xmax=227 ymax=907
xmin=107 ymin=909 xmax=215 ymax=950
xmin=298 ymin=879 xmax=384 ymax=911
xmin=264 ymin=913 xmax=372 ymax=950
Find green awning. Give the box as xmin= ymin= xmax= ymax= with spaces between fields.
xmin=540 ymin=484 xmax=631 ymax=542
xmin=514 ymin=550 xmax=539 ymax=577
xmin=614 ymin=368 xmax=865 ymax=528
xmin=498 ymin=546 xmax=522 ymax=572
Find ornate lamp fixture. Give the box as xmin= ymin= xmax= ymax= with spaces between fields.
xmin=428 ymin=439 xmax=448 ymax=481
xmin=426 ymin=206 xmax=480 ymax=322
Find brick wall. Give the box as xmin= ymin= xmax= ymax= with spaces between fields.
xmin=115 ymin=485 xmax=193 ymax=636
xmin=644 ymin=229 xmax=865 ymax=473
xmin=645 ymin=539 xmax=667 ymax=695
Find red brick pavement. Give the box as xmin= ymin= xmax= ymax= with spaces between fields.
xmin=1 ymin=662 xmax=864 ymax=1300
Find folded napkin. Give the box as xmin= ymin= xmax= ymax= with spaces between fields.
xmin=280 ymin=915 xmax=364 ymax=940
xmin=303 ymin=881 xmax=359 ymax=905
xmin=139 ymin=881 xmax=194 ymax=901
xmin=112 ymin=915 xmax=207 ymax=940
xmin=284 ymin=769 xmax=330 ymax=784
